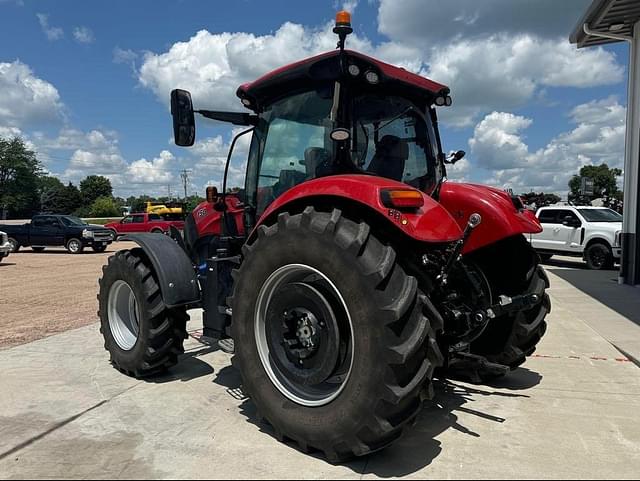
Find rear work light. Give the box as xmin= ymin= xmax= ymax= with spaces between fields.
xmin=381 ymin=189 xmax=424 ymax=210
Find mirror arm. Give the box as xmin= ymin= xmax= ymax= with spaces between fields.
xmin=197 ymin=110 xmax=258 ymax=126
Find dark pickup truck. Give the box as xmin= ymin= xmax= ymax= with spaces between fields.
xmin=0 ymin=215 xmax=113 ymax=254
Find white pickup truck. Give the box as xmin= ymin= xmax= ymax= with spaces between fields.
xmin=0 ymin=231 xmax=11 ymax=263
xmin=529 ymin=206 xmax=622 ymax=270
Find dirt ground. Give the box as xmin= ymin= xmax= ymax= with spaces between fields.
xmin=0 ymin=241 xmax=138 ymax=349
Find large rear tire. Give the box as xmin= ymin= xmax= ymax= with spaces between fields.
xmin=231 ymin=208 xmax=443 ymax=462
xmin=98 ymin=249 xmax=189 ymax=377
xmin=468 ymin=235 xmax=550 ymax=376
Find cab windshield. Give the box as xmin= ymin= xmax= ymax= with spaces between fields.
xmin=247 ymin=88 xmax=442 ymax=215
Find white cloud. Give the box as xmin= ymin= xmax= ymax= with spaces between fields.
xmin=137 ymin=22 xmax=423 ymax=112
xmin=378 ymin=0 xmax=592 ymax=45
xmin=469 ymin=97 xmax=626 ymax=193
xmin=0 ymin=61 xmax=63 ymax=129
xmin=126 ymin=150 xmax=175 ymax=184
xmin=469 ymin=112 xmax=532 ymax=170
xmin=36 ymin=13 xmax=63 ymax=41
xmin=73 ymin=26 xmax=94 ymax=44
xmin=425 ymin=35 xmax=623 ymax=127
xmin=113 ymin=47 xmax=138 ymax=72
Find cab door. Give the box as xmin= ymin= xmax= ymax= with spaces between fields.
xmin=30 ymin=216 xmax=64 ymax=246
xmin=531 ymin=209 xmax=561 ymax=251
xmin=555 ymin=209 xmax=583 ymax=252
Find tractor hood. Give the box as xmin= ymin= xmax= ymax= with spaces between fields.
xmin=237 ymin=50 xmax=450 ymax=112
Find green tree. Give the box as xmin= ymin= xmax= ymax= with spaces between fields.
xmin=37 ymin=177 xmax=83 ymax=214
xmin=80 ymin=175 xmax=113 ymax=206
xmin=568 ymin=164 xmax=622 ymax=203
xmin=0 ymin=137 xmax=42 ymax=219
xmin=89 ymin=196 xmax=121 ymax=218
xmin=520 ymin=192 xmax=561 ymax=208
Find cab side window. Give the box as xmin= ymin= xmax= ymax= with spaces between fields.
xmin=558 ymin=210 xmax=580 ymax=224
xmin=132 ymin=215 xmax=145 ymax=224
xmin=122 ymin=216 xmax=133 ymax=224
xmin=32 ymin=217 xmax=46 ymax=228
xmin=538 ymin=210 xmax=560 ymax=224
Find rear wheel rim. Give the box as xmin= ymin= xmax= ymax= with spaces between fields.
xmin=108 ymin=280 xmax=141 ymax=351
xmin=255 ymin=264 xmax=354 ymax=407
xmin=8 ymin=239 xmax=18 ymax=252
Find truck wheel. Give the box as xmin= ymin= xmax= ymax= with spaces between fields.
xmin=66 ymin=238 xmax=84 ymax=254
xmin=468 ymin=235 xmax=550 ymax=378
xmin=93 ymin=245 xmax=108 ymax=253
xmin=7 ymin=238 xmax=19 ymax=253
xmin=108 ymin=229 xmax=118 ymax=242
xmin=32 ymin=247 xmax=46 ymax=253
xmin=585 ymin=242 xmax=613 ymax=270
xmin=231 ymin=208 xmax=443 ymax=462
xmin=151 ymin=228 xmax=164 ymax=235
xmin=98 ymin=249 xmax=189 ymax=377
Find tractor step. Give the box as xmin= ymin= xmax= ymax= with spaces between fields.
xmin=217 ymin=338 xmax=235 ymax=354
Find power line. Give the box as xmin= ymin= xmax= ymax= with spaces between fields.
xmin=180 ymin=169 xmax=190 ymax=200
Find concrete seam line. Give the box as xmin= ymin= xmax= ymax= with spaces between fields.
xmin=0 ymin=383 xmax=141 ymax=461
xmin=0 ymin=400 xmax=108 ymax=462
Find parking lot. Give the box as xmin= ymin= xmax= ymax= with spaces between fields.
xmin=0 ymin=242 xmax=137 ymax=349
xmin=1 ymin=248 xmax=640 ymax=478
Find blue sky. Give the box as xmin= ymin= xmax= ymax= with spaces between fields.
xmin=0 ymin=0 xmax=630 ymax=197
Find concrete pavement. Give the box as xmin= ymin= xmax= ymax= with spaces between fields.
xmin=1 ymin=268 xmax=640 ymax=479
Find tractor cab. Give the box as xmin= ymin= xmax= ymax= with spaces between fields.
xmin=171 ymin=11 xmax=459 ymax=229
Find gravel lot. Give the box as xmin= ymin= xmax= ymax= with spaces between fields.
xmin=0 ymin=241 xmax=137 ymax=349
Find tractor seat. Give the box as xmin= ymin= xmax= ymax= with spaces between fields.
xmin=273 ymin=169 xmax=306 ymax=197
xmin=367 ymin=135 xmax=408 ymax=182
xmin=302 ymin=147 xmax=332 ymax=179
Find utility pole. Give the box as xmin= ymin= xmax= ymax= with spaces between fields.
xmin=180 ymin=169 xmax=190 ymax=200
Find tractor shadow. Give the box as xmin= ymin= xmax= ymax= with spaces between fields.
xmin=213 ymin=364 xmax=542 ymax=476
xmin=148 ymin=342 xmax=219 ymax=384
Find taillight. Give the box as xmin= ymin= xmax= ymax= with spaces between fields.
xmin=381 ymin=189 xmax=424 ymax=210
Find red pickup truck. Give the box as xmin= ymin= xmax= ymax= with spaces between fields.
xmin=105 ymin=213 xmax=185 ymax=241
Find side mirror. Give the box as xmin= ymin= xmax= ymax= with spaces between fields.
xmin=446 ymin=150 xmax=466 ymax=164
xmin=171 ymin=89 xmax=196 ymax=147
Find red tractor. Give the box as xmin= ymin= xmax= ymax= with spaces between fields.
xmin=98 ymin=12 xmax=550 ymax=462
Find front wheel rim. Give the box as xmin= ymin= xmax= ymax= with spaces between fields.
xmin=108 ymin=280 xmax=141 ymax=351
xmin=255 ymin=264 xmax=354 ymax=407
xmin=590 ymin=248 xmax=606 ymax=268
xmin=68 ymin=240 xmax=80 ymax=253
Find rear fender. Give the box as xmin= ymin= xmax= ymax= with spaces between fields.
xmin=439 ymin=182 xmax=542 ymax=254
xmin=121 ymin=233 xmax=200 ymax=308
xmin=252 ymin=174 xmax=462 ymax=243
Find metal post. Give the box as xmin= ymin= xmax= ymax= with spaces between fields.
xmin=621 ymin=21 xmax=640 ymax=285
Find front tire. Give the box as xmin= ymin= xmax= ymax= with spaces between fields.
xmin=231 ymin=208 xmax=443 ymax=462
xmin=66 ymin=238 xmax=84 ymax=254
xmin=98 ymin=249 xmax=189 ymax=377
xmin=8 ymin=238 xmax=19 ymax=253
xmin=93 ymin=245 xmax=108 ymax=253
xmin=585 ymin=242 xmax=613 ymax=270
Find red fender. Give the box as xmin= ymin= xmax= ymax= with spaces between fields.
xmin=255 ymin=174 xmax=462 ymax=243
xmin=438 ymin=182 xmax=542 ymax=254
